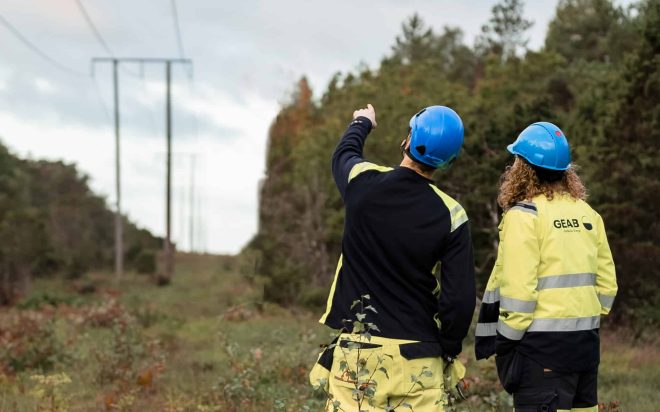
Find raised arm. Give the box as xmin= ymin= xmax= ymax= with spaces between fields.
xmin=331 ymin=104 xmax=377 ymax=199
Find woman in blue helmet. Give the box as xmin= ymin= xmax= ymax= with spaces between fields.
xmin=309 ymin=104 xmax=476 ymax=410
xmin=475 ymin=122 xmax=617 ymax=412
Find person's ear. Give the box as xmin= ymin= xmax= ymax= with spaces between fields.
xmin=401 ymin=134 xmax=412 ymax=150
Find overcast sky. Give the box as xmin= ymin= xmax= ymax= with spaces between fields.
xmin=0 ymin=0 xmax=619 ymax=254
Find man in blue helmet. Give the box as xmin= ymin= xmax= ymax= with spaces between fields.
xmin=475 ymin=122 xmax=617 ymax=412
xmin=309 ymin=104 xmax=476 ymax=410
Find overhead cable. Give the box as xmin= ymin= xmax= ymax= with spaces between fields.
xmin=0 ymin=13 xmax=86 ymax=76
xmin=75 ymin=0 xmax=114 ymax=56
xmin=171 ymin=0 xmax=186 ymax=58
xmin=75 ymin=0 xmax=140 ymax=77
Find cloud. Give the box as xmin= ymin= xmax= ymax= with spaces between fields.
xmin=0 ymin=84 xmax=277 ymax=254
xmin=6 ymin=0 xmax=626 ymax=253
xmin=34 ymin=77 xmax=57 ymax=94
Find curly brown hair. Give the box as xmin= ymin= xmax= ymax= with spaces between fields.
xmin=497 ymin=156 xmax=587 ymax=211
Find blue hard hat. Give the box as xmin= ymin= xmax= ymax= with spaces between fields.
xmin=408 ymin=106 xmax=464 ymax=169
xmin=508 ymin=122 xmax=571 ymax=171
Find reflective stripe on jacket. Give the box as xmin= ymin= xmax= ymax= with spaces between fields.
xmin=475 ymin=194 xmax=617 ymax=372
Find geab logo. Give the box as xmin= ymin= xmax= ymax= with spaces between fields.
xmin=553 ymin=219 xmax=580 ymax=229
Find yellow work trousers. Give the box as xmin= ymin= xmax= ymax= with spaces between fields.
xmin=310 ymin=334 xmax=446 ymax=412
xmin=557 ymin=408 xmax=598 ymax=412
xmin=514 ymin=409 xmax=596 ymax=412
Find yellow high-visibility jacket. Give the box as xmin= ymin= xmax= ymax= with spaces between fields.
xmin=475 ymin=194 xmax=617 ymax=372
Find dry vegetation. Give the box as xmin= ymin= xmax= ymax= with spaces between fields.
xmin=0 ymin=253 xmax=657 ymax=411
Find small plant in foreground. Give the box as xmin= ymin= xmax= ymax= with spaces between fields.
xmin=313 ymin=294 xmax=460 ymax=411
xmin=29 ymin=372 xmax=73 ymax=412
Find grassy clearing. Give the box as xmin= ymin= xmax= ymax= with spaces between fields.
xmin=0 ymin=253 xmax=657 ymax=411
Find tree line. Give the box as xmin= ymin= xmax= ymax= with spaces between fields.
xmin=0 ymin=142 xmax=161 ymax=304
xmin=251 ymin=0 xmax=659 ymax=327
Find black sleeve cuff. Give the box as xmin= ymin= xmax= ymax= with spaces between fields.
xmin=349 ymin=116 xmax=373 ymax=132
xmin=439 ymin=337 xmax=462 ymax=358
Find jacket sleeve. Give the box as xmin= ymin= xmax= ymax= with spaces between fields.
xmin=331 ymin=116 xmax=373 ymax=199
xmin=437 ymin=220 xmax=476 ymax=357
xmin=474 ymin=220 xmax=504 ymax=360
xmin=495 ymin=207 xmax=540 ymax=354
xmin=594 ymin=213 xmax=617 ymax=315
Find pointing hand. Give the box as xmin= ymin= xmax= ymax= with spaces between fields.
xmin=353 ymin=104 xmax=377 ymax=128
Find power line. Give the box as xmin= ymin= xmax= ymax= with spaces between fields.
xmin=0 ymin=13 xmax=86 ymax=76
xmin=75 ymin=0 xmax=140 ymax=77
xmin=75 ymin=0 xmax=114 ymax=56
xmin=170 ymin=0 xmax=186 ymax=58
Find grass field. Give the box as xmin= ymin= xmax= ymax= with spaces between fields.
xmin=0 ymin=253 xmax=657 ymax=411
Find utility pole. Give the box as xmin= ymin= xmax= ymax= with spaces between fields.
xmin=177 ymin=163 xmax=187 ymax=253
xmin=113 ymin=60 xmax=123 ymax=282
xmin=92 ymin=57 xmax=192 ymax=282
xmin=164 ymin=61 xmax=174 ymax=277
xmin=171 ymin=152 xmax=198 ymax=254
xmin=188 ymin=154 xmax=196 ymax=253
xmin=197 ymin=186 xmax=205 ymax=253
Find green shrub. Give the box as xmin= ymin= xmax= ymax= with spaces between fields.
xmin=134 ymin=250 xmax=157 ymax=275
xmin=299 ymin=287 xmax=327 ymax=310
xmin=94 ymin=320 xmax=147 ymax=384
xmin=0 ymin=311 xmax=69 ymax=372
xmin=17 ymin=291 xmax=79 ymax=310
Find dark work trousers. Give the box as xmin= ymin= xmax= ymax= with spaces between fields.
xmin=496 ymin=351 xmax=598 ymax=412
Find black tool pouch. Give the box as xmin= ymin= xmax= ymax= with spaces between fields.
xmin=513 ymin=390 xmax=559 ymax=412
xmin=495 ymin=350 xmax=524 ymax=393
